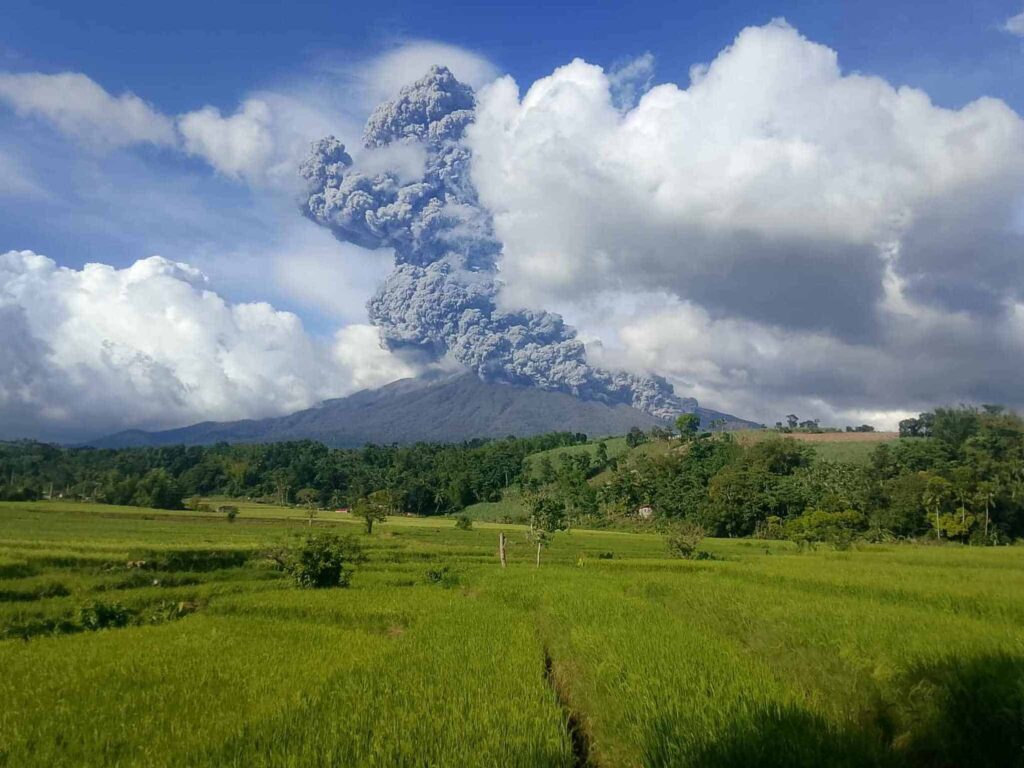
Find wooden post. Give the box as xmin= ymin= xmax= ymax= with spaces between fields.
xmin=536 ymin=541 xmax=541 ymax=568
xmin=499 ymin=532 xmax=507 ymax=568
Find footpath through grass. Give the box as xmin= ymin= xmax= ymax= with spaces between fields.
xmin=1 ymin=500 xmax=1022 ymax=767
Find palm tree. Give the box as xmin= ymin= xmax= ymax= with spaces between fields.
xmin=923 ymin=475 xmax=952 ymax=540
xmin=975 ymin=481 xmax=996 ymax=543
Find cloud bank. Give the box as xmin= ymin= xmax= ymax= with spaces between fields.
xmin=0 ymin=251 xmax=410 ymax=441
xmin=0 ymin=72 xmax=344 ymax=187
xmin=0 ymin=40 xmax=496 ymax=187
xmin=465 ymin=20 xmax=1024 ymax=424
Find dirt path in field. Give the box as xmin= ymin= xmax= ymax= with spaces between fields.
xmin=543 ymin=648 xmax=593 ymax=767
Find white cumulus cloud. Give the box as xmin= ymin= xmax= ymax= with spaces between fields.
xmin=178 ymin=99 xmax=277 ymax=182
xmin=331 ymin=324 xmax=418 ymax=393
xmin=177 ymin=91 xmax=350 ymax=187
xmin=0 ymin=72 xmax=177 ymax=149
xmin=470 ymin=20 xmax=1024 ymax=329
xmin=466 ymin=19 xmax=1024 ymax=424
xmin=0 ymin=70 xmax=354 ymax=187
xmin=0 ymin=251 xmax=414 ymax=441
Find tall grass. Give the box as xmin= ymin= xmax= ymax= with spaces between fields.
xmin=1 ymin=501 xmax=1022 ymax=766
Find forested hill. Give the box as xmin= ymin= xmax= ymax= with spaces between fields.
xmin=3 ymin=405 xmax=1024 ymax=543
xmin=0 ymin=433 xmax=590 ymax=515
xmin=87 ymin=373 xmax=760 ymax=449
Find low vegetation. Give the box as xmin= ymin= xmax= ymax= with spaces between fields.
xmin=271 ymin=532 xmax=363 ymax=588
xmin=0 ymin=500 xmax=1021 ymax=766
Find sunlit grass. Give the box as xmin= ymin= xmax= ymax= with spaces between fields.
xmin=1 ymin=500 xmax=1022 ymax=766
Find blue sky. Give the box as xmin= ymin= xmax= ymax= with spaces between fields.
xmin=4 ymin=0 xmax=1021 ymax=111
xmin=1 ymin=0 xmax=1023 ymax=439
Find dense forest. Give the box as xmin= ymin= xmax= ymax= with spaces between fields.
xmin=569 ymin=406 xmax=1024 ymax=544
xmin=3 ymin=406 xmax=1023 ymax=545
xmin=0 ymin=433 xmax=588 ymax=515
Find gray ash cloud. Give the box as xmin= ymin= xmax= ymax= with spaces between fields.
xmin=300 ymin=65 xmax=693 ymax=419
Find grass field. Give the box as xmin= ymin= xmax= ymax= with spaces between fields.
xmin=2 ymin=500 xmax=1022 ymax=767
xmin=736 ymin=429 xmax=899 ymax=465
xmin=524 ymin=436 xmax=630 ymax=478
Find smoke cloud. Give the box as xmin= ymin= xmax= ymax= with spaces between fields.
xmin=300 ymin=66 xmax=692 ymax=419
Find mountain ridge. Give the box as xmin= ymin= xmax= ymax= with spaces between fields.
xmin=88 ymin=373 xmax=760 ymax=449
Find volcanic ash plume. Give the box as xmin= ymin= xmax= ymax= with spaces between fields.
xmin=300 ymin=66 xmax=694 ymax=420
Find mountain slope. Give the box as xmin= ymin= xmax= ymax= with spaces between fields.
xmin=89 ymin=373 xmax=760 ymax=448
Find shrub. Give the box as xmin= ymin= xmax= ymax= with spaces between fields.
xmin=785 ymin=509 xmax=867 ymax=549
xmin=277 ymin=533 xmax=363 ymax=589
xmin=454 ymin=514 xmax=473 ymax=531
xmin=218 ymin=505 xmax=239 ymax=522
xmin=186 ymin=496 xmax=214 ymax=512
xmin=665 ymin=521 xmax=708 ymax=559
xmin=78 ymin=600 xmax=132 ymax=631
xmin=753 ymin=516 xmax=786 ymax=540
xmin=424 ymin=565 xmax=460 ymax=588
xmin=597 ymin=551 xmax=615 ymax=560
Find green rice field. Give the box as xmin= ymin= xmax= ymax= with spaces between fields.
xmin=1 ymin=500 xmax=1022 ymax=767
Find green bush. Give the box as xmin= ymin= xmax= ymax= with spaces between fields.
xmin=78 ymin=600 xmax=132 ymax=631
xmin=785 ymin=509 xmax=867 ymax=549
xmin=278 ymin=533 xmax=363 ymax=589
xmin=665 ymin=521 xmax=708 ymax=559
xmin=454 ymin=514 xmax=473 ymax=531
xmin=218 ymin=505 xmax=239 ymax=522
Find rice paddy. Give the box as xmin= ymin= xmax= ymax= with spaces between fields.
xmin=1 ymin=500 xmax=1022 ymax=767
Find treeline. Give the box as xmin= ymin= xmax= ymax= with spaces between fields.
xmin=0 ymin=433 xmax=589 ymax=515
xmin=537 ymin=406 xmax=1024 ymax=544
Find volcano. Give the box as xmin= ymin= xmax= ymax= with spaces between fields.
xmin=88 ymin=373 xmax=759 ymax=449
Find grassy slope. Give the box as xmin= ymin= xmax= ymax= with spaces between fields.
xmin=523 ymin=436 xmax=630 ymax=478
xmin=1 ymin=500 xmax=1022 ymax=767
xmin=736 ymin=429 xmax=899 ymax=465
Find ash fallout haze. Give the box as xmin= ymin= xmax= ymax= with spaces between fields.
xmin=1 ymin=1 xmax=1023 ymax=440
